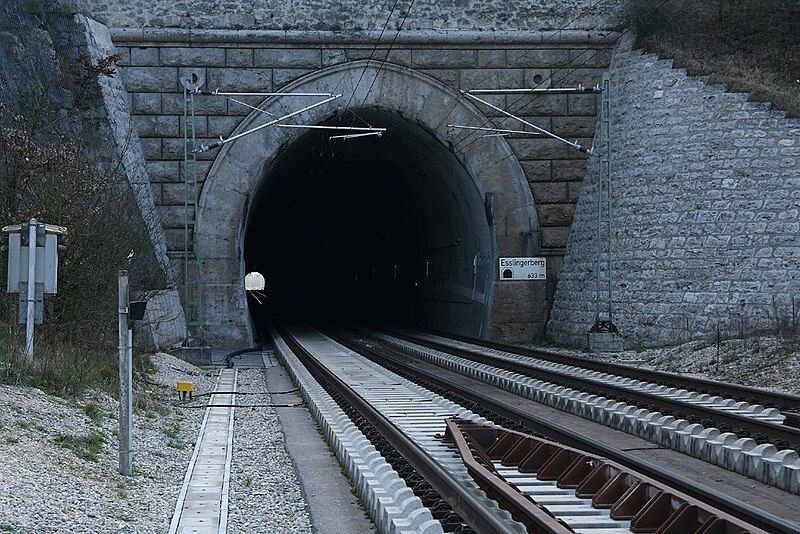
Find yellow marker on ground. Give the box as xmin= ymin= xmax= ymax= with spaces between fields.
xmin=176 ymin=381 xmax=194 ymax=400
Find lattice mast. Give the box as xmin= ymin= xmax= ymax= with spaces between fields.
xmin=591 ymin=72 xmax=618 ymax=335
xmin=182 ymin=74 xmax=203 ymax=344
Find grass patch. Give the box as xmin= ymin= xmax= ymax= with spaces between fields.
xmin=163 ymin=421 xmax=181 ymax=439
xmin=83 ymin=403 xmax=104 ymax=423
xmin=0 ymin=336 xmax=156 ymax=399
xmin=0 ymin=524 xmax=14 ymax=532
xmin=54 ymin=431 xmax=106 ymax=462
xmin=625 ymin=1 xmax=800 ymax=116
xmin=166 ymin=438 xmax=185 ymax=450
xmin=4 ymin=436 xmax=19 ymax=445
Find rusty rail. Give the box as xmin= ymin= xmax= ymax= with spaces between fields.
xmin=446 ymin=419 xmax=770 ymax=534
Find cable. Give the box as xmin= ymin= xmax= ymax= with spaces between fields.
xmin=432 ymin=0 xmax=619 ymax=135
xmin=342 ymin=0 xmax=402 ymax=112
xmin=452 ymin=0 xmax=675 ymax=155
xmin=359 ymin=0 xmax=417 ymax=109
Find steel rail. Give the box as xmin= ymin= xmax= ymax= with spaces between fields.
xmin=409 ymin=327 xmax=800 ymax=419
xmin=276 ymin=325 xmax=539 ymax=534
xmin=382 ymin=329 xmax=800 ymax=449
xmin=326 ymin=328 xmax=800 ymax=534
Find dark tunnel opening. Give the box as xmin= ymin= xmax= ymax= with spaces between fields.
xmin=243 ymin=108 xmax=495 ymax=340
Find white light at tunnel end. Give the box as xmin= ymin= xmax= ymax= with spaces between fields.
xmin=245 ymin=271 xmax=266 ymax=291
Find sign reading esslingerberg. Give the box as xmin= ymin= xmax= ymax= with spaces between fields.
xmin=498 ymin=257 xmax=546 ymax=280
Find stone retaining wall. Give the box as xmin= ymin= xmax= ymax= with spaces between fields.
xmin=549 ymin=36 xmax=800 ymax=348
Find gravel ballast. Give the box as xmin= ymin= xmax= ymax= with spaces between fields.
xmin=522 ymin=335 xmax=800 ymax=395
xmin=227 ymin=368 xmax=311 ymax=533
xmin=0 ymin=352 xmax=215 ymax=533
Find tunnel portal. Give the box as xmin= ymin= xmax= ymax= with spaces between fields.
xmin=244 ymin=109 xmax=495 ymax=338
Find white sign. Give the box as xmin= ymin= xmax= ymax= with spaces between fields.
xmin=499 ymin=257 xmax=546 ymax=280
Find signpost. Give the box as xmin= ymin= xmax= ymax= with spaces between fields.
xmin=3 ymin=218 xmax=66 ymax=362
xmin=498 ymin=257 xmax=547 ymax=280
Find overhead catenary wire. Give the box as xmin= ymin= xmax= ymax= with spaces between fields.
xmin=432 ymin=0 xmax=618 ymax=134
xmin=451 ymin=0 xmax=676 ymax=156
xmin=448 ymin=2 xmax=674 ymax=180
xmin=342 ymin=0 xmax=403 ymax=113
xmin=359 ymin=0 xmax=418 ymax=109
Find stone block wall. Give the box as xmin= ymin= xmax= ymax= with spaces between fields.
xmin=112 ymin=30 xmax=614 ymax=285
xmin=548 ymin=36 xmax=800 ymax=348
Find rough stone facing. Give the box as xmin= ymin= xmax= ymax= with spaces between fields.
xmin=548 ymin=36 xmax=800 ymax=348
xmin=79 ymin=1 xmax=626 ymax=31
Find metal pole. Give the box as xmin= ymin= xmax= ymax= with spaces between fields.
xmin=25 ymin=218 xmax=36 ymax=363
xmin=604 ymin=74 xmax=613 ymax=318
xmin=118 ymin=270 xmax=133 ymax=476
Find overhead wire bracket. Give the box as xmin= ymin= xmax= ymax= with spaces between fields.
xmin=329 ymin=131 xmax=384 ymax=141
xmin=463 ymin=84 xmax=602 ymax=95
xmin=194 ymin=94 xmax=343 ymax=153
xmin=447 ymin=124 xmax=543 ymax=137
xmin=461 ymin=90 xmax=594 ymax=155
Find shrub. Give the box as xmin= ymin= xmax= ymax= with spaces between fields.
xmin=624 ymin=0 xmax=800 ymax=116
xmin=0 ymin=50 xmax=162 ymax=395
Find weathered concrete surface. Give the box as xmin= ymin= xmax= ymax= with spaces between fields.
xmin=549 ymin=35 xmax=800 ymax=348
xmin=79 ymin=1 xmax=627 ymax=31
xmin=134 ymin=289 xmax=187 ymax=350
xmin=79 ymin=16 xmax=176 ymax=286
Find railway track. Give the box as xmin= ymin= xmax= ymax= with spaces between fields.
xmin=374 ymin=332 xmax=800 ymax=451
xmin=272 ymin=322 xmax=797 ymax=533
xmin=359 ymin=327 xmax=800 ymax=493
xmin=400 ymin=327 xmax=800 ymax=427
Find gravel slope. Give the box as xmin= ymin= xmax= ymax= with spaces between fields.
xmin=0 ymin=353 xmax=215 ymax=533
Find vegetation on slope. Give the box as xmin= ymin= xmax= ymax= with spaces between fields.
xmin=626 ymin=0 xmax=800 ymax=116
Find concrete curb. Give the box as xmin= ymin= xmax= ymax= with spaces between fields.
xmin=373 ymin=332 xmax=800 ymax=496
xmin=269 ymin=326 xmax=443 ymax=534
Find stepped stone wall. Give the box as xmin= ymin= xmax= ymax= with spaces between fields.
xmin=549 ymin=36 xmax=800 ymax=348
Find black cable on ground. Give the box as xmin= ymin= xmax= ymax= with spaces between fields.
xmin=172 ymin=403 xmax=306 ymax=409
xmin=223 ymin=346 xmax=266 ymax=368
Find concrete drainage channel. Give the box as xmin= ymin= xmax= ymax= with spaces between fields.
xmin=367 ymin=330 xmax=800 ymax=495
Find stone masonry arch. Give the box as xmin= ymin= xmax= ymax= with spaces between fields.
xmin=195 ymin=60 xmax=539 ymax=346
